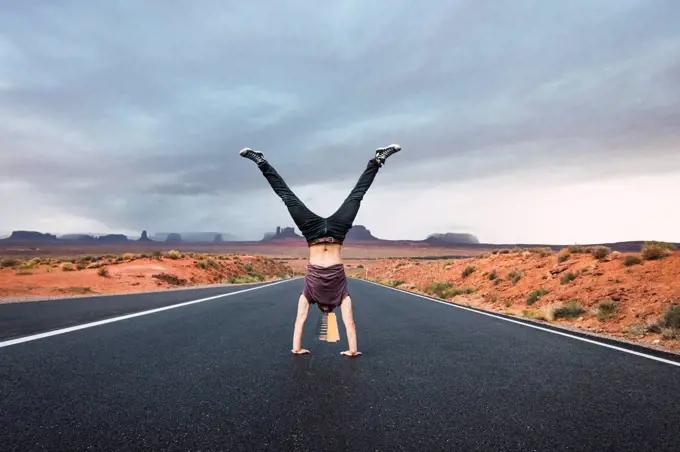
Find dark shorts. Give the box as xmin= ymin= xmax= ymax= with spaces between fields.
xmin=302 ymin=263 xmax=349 ymax=313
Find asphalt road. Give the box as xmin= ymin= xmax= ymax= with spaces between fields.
xmin=1 ymin=278 xmax=679 ymax=451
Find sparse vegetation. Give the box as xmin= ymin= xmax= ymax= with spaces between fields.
xmin=522 ymin=309 xmax=547 ymax=321
xmin=662 ymin=305 xmax=680 ymax=330
xmin=244 ymin=263 xmax=253 ymax=272
xmin=98 ymin=266 xmax=110 ymax=277
xmin=227 ymin=274 xmax=264 ymax=284
xmin=60 ymin=262 xmax=75 ymax=272
xmin=641 ymin=241 xmax=675 ymax=260
xmin=526 ymin=288 xmax=549 ymax=306
xmin=557 ymin=252 xmax=570 ymax=263
xmin=560 ymin=272 xmax=577 ymax=285
xmin=488 ymin=269 xmax=497 ymax=281
xmin=623 ymin=255 xmax=642 ymax=266
xmin=590 ymin=246 xmax=611 ymax=260
xmin=553 ymin=300 xmax=585 ymax=319
xmin=508 ymin=269 xmax=522 ymax=285
xmin=386 ymin=280 xmax=405 ymax=287
xmin=165 ymin=250 xmax=182 ymax=260
xmin=62 ymin=286 xmax=93 ymax=294
xmin=19 ymin=258 xmax=42 ymax=269
xmin=425 ymin=281 xmax=455 ymax=298
xmin=76 ymin=263 xmax=86 ymax=271
xmin=152 ymin=273 xmax=186 ymax=285
xmin=1 ymin=258 xmax=20 ymax=268
xmin=596 ymin=299 xmax=617 ymax=321
xmin=568 ymin=245 xmax=587 ymax=254
xmin=660 ymin=328 xmax=678 ymax=340
xmin=462 ymin=265 xmax=475 ymax=278
xmin=122 ymin=253 xmax=135 ymax=260
xmin=424 ymin=281 xmax=475 ymax=299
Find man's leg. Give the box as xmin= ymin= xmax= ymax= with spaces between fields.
xmin=326 ymin=144 xmax=401 ymax=238
xmin=292 ymin=293 xmax=311 ymax=354
xmin=339 ymin=295 xmax=361 ymax=356
xmin=240 ymin=148 xmax=323 ymax=240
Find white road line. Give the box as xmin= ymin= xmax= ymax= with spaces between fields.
xmin=0 ymin=278 xmax=301 ymax=349
xmin=357 ymin=278 xmax=680 ymax=368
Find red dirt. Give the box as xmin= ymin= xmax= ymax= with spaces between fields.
xmin=349 ymin=248 xmax=680 ymax=352
xmin=0 ymin=252 xmax=294 ymax=301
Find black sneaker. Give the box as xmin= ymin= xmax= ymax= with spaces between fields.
xmin=239 ymin=147 xmax=266 ymax=164
xmin=375 ymin=144 xmax=401 ymax=165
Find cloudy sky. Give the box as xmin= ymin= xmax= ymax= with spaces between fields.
xmin=2 ymin=0 xmax=679 ymax=244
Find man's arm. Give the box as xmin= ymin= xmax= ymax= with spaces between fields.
xmin=340 ymin=296 xmax=361 ymax=356
xmin=292 ymin=294 xmax=311 ymax=354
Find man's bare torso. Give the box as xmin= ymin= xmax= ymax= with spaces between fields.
xmin=308 ymin=243 xmax=343 ymax=267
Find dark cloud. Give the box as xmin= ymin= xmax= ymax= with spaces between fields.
xmin=1 ymin=0 xmax=680 ymax=237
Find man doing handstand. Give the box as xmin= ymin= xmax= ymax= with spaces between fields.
xmin=239 ymin=144 xmax=401 ymax=357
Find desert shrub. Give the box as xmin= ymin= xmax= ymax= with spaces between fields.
xmin=1 ymin=258 xmax=20 ymax=268
xmin=661 ymin=328 xmax=678 ymax=340
xmin=76 ymin=263 xmax=86 ymax=271
xmin=623 ymin=255 xmax=642 ymax=266
xmin=597 ymin=299 xmax=617 ymax=321
xmin=15 ymin=271 xmax=33 ymax=276
xmin=98 ymin=267 xmax=110 ymax=277
xmin=590 ymin=246 xmax=611 ymax=260
xmin=451 ymin=287 xmax=476 ymax=296
xmin=554 ymin=300 xmax=585 ymax=319
xmin=244 ymin=263 xmax=253 ymax=272
xmin=557 ymin=252 xmax=570 ymax=263
xmin=165 ymin=250 xmax=182 ymax=260
xmin=508 ymin=269 xmax=522 ymax=285
xmin=152 ymin=273 xmax=186 ymax=285
xmin=522 ymin=309 xmax=547 ymax=321
xmin=526 ymin=288 xmax=549 ymax=306
xmin=641 ymin=241 xmax=675 ymax=260
xmin=662 ymin=305 xmax=680 ymax=330
xmin=560 ymin=272 xmax=577 ymax=285
xmin=60 ymin=262 xmax=75 ymax=271
xmin=568 ymin=245 xmax=587 ymax=253
xmin=386 ymin=280 xmax=405 ymax=287
xmin=425 ymin=281 xmax=454 ymax=298
xmin=18 ymin=258 xmax=42 ymax=269
xmin=122 ymin=253 xmax=135 ymax=260
xmin=424 ymin=281 xmax=473 ymax=298
xmin=462 ymin=265 xmax=475 ymax=278
xmin=628 ymin=324 xmax=645 ymax=336
xmin=488 ymin=269 xmax=497 ymax=281
xmin=152 ymin=250 xmax=162 ymax=257
xmin=196 ymin=261 xmax=207 ymax=270
xmin=646 ymin=317 xmax=662 ymax=333
xmin=227 ymin=274 xmax=263 ymax=284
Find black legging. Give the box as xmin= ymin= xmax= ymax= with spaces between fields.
xmin=256 ymin=159 xmax=381 ymax=243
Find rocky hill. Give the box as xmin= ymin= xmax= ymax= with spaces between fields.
xmin=3 ymin=231 xmax=59 ymax=242
xmin=345 ymin=225 xmax=378 ymax=241
xmin=262 ymin=226 xmax=302 ymax=241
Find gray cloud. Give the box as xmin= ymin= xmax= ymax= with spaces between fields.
xmin=2 ymin=0 xmax=680 ymax=237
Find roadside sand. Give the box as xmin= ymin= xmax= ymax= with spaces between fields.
xmin=0 ymin=251 xmax=294 ymax=301
xmin=347 ymin=246 xmax=680 ymax=352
